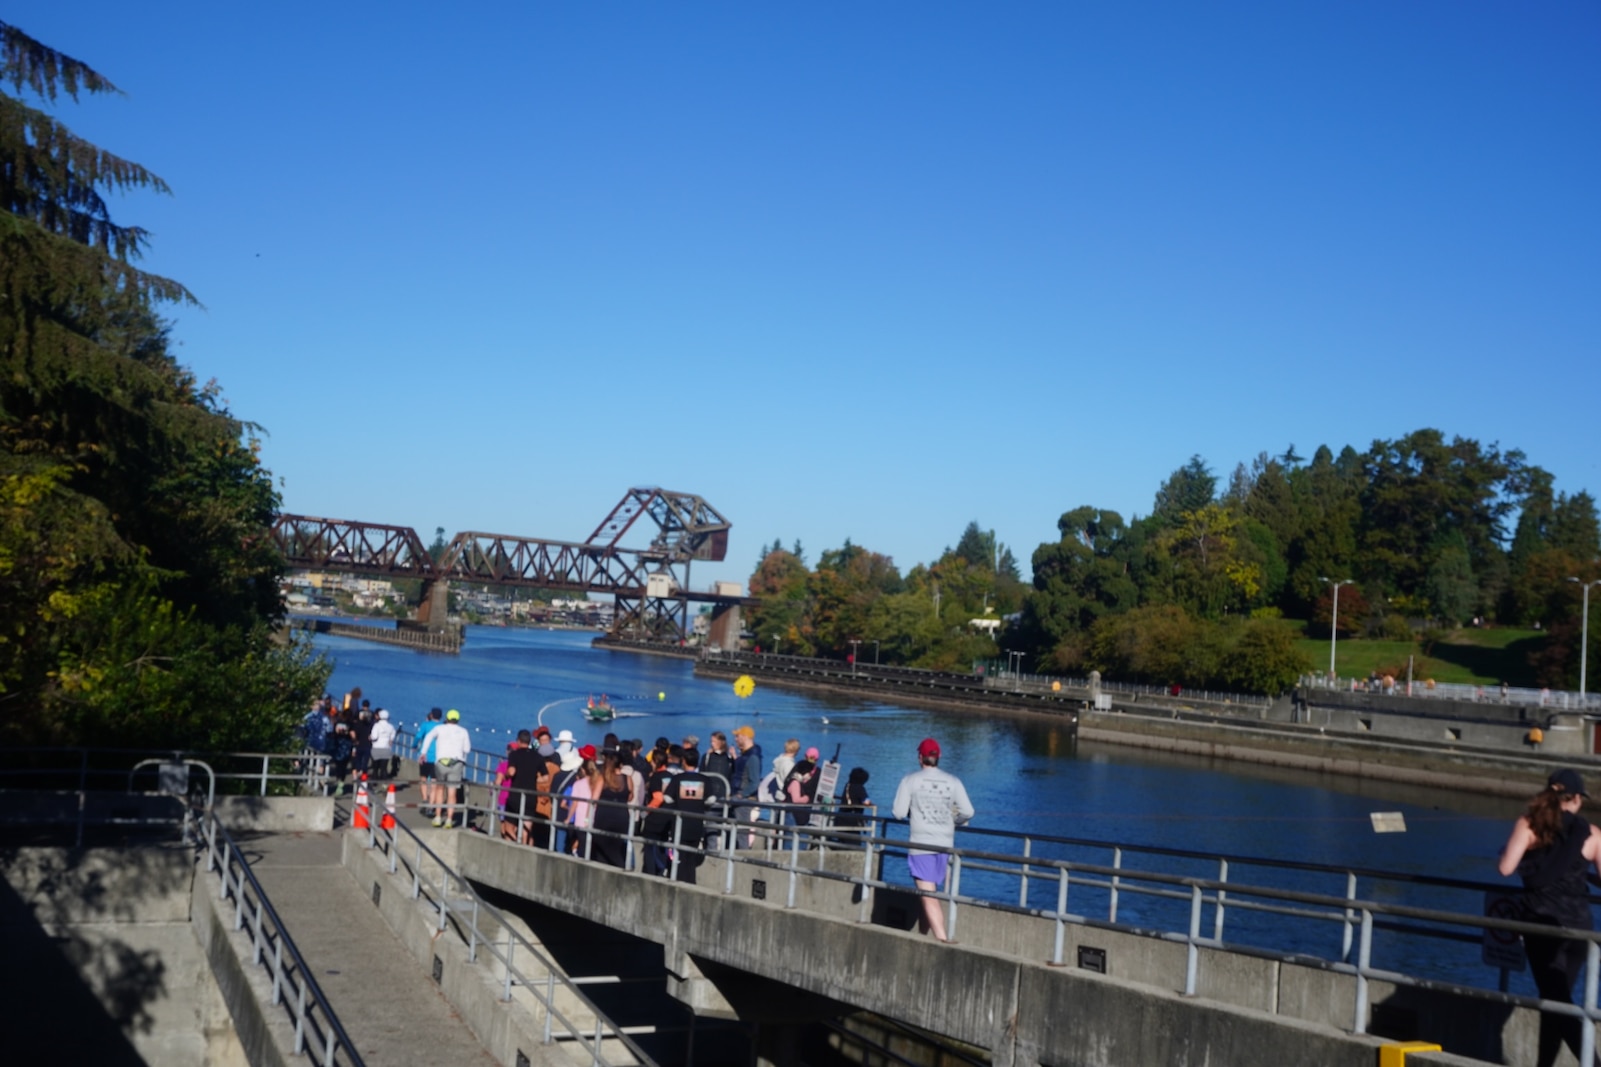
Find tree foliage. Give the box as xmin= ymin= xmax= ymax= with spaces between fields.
xmin=0 ymin=21 xmax=327 ymax=748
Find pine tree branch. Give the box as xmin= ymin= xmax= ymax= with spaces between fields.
xmin=0 ymin=21 xmax=119 ymax=102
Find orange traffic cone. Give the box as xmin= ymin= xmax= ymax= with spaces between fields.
xmin=380 ymin=783 xmax=397 ymax=831
xmin=352 ymin=774 xmax=371 ymax=830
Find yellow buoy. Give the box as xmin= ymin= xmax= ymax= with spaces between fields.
xmin=734 ymin=675 xmax=755 ymax=699
xmin=658 ymin=691 xmax=666 ymax=701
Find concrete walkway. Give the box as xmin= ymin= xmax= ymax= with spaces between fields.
xmin=243 ymin=830 xmax=499 ymax=1066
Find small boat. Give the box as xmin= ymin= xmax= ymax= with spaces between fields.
xmin=583 ymin=694 xmax=617 ymax=723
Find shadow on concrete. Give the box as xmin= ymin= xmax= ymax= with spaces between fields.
xmin=1370 ymin=983 xmax=1511 ymax=1063
xmin=0 ymin=844 xmax=194 ymax=1062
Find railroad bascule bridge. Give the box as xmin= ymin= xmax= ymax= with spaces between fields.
xmin=270 ymin=487 xmax=752 ymax=647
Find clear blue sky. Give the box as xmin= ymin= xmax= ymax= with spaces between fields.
xmin=15 ymin=3 xmax=1600 ymax=589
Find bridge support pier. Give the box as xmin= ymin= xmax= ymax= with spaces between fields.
xmin=415 ymin=579 xmax=450 ymax=631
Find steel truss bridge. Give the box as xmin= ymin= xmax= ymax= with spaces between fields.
xmin=270 ymin=487 xmax=746 ymax=643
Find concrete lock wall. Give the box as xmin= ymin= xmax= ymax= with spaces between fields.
xmin=457 ymin=835 xmax=1488 ymax=1067
xmin=1 ymin=844 xmax=249 ymax=1067
xmin=1295 ymin=688 xmax=1587 ymax=754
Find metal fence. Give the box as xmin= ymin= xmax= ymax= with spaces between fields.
xmin=390 ymin=734 xmax=1601 ymax=1060
xmin=352 ymin=812 xmax=656 ymax=1067
xmin=1300 ymin=673 xmax=1601 ymax=712
xmin=203 ymin=807 xmax=365 ymax=1066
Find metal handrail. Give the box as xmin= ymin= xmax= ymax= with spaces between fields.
xmin=391 ymin=756 xmax=1601 ymax=1061
xmin=358 ymin=815 xmax=656 ymax=1067
xmin=202 ymin=808 xmax=365 ymax=1067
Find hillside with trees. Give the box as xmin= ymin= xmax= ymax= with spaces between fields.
xmin=0 ymin=22 xmax=327 ymax=748
xmin=747 ymin=431 xmax=1600 ymax=696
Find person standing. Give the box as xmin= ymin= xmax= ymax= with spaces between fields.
xmin=731 ymin=726 xmax=764 ymax=848
xmin=429 ymin=709 xmax=472 ymax=828
xmin=659 ymin=748 xmax=726 ymax=884
xmin=892 ymin=737 xmax=974 ymax=943
xmin=416 ymin=708 xmax=444 ymax=815
xmin=370 ymin=709 xmax=397 ymax=780
xmin=701 ymin=731 xmax=734 ymax=785
xmin=1498 ymin=768 xmax=1601 ymax=1067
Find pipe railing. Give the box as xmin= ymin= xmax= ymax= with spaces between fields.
xmin=201 ymin=807 xmax=365 ymax=1066
xmin=355 ymin=813 xmax=655 ymax=1067
xmin=386 ymin=749 xmax=1601 ymax=1057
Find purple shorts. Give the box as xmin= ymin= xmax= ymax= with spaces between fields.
xmin=908 ymin=852 xmax=948 ymax=886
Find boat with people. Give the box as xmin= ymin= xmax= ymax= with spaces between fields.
xmin=583 ymin=694 xmax=617 ymax=723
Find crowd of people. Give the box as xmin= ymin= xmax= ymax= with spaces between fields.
xmin=405 ymin=710 xmax=883 ymax=887
xmin=300 ymin=689 xmax=398 ymax=795
xmin=303 ymin=692 xmax=969 ymax=929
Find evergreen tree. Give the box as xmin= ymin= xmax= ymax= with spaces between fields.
xmin=0 ymin=22 xmax=327 ymax=748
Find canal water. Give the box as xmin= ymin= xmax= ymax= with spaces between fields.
xmin=312 ymin=624 xmax=1547 ymax=996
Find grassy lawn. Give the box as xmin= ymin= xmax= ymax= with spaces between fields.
xmin=1292 ymin=627 xmax=1547 ymax=686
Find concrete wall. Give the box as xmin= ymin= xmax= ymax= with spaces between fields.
xmin=454 ymin=835 xmax=1439 ymax=1067
xmin=1296 ymin=688 xmax=1589 ymax=755
xmin=0 ymin=845 xmax=248 ymax=1067
xmin=338 ymin=831 xmax=615 ymax=1067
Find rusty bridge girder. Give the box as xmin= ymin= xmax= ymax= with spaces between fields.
xmin=269 ymin=487 xmax=744 ymax=643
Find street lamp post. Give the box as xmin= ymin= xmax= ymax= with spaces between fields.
xmin=1567 ymin=578 xmax=1601 ymax=700
xmin=871 ymin=640 xmax=880 ymax=665
xmin=772 ymin=633 xmax=781 ymax=658
xmin=849 ymin=639 xmax=860 ymax=677
xmin=1320 ymin=578 xmax=1353 ymax=681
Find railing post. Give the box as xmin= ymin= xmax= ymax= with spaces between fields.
xmin=260 ymin=754 xmax=270 ymax=797
xmin=543 ymin=970 xmax=556 ymax=1044
xmin=723 ymin=806 xmax=736 ymax=895
xmin=468 ymin=899 xmax=479 ymax=963
xmin=271 ymin=936 xmax=284 ymax=1005
xmin=946 ymin=852 xmax=962 ymax=943
xmin=1353 ymin=909 xmax=1373 ymax=1034
xmin=1109 ymin=847 xmax=1122 ymax=923
xmin=1185 ymin=884 xmax=1202 ymax=995
xmin=502 ymin=933 xmax=515 ymax=1002
xmin=857 ymin=831 xmax=875 ymax=924
xmin=787 ymin=824 xmax=801 ymax=909
xmin=252 ymin=896 xmax=265 ymax=964
xmin=293 ymin=976 xmax=307 ymax=1054
xmin=1019 ymin=836 xmax=1032 ymax=908
xmin=1213 ymin=859 xmax=1228 ymax=942
xmin=413 ymin=840 xmax=422 ymax=899
xmin=1585 ymin=940 xmax=1599 ymax=1066
xmin=592 ymin=1019 xmax=604 ymax=1067
xmin=206 ymin=813 xmax=218 ymax=873
xmin=625 ymin=803 xmax=637 ymax=872
xmin=670 ymin=814 xmax=683 ymax=883
xmin=1340 ymin=872 xmax=1357 ymax=962
xmin=1052 ymin=866 xmax=1068 ymax=965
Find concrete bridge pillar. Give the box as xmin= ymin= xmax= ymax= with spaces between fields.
xmin=415 ymin=579 xmax=450 ymax=631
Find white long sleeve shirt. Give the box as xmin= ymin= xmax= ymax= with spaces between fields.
xmin=892 ymin=765 xmax=974 ymax=855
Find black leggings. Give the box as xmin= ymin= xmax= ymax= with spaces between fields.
xmin=1526 ymin=931 xmax=1601 ymax=1067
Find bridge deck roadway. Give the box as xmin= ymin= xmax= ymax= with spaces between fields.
xmin=243 ymin=830 xmax=499 ymax=1066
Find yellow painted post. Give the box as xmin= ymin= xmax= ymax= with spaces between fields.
xmin=1378 ymin=1042 xmax=1443 ymax=1067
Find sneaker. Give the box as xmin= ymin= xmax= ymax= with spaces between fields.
xmin=432 ymin=817 xmax=444 ymax=827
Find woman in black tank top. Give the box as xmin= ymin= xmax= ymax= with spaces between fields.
xmin=1498 ymin=768 xmax=1601 ymax=1067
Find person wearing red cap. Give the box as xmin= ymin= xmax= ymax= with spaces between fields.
xmin=891 ymin=736 xmax=974 ymax=942
xmin=1498 ymin=768 xmax=1601 ymax=1066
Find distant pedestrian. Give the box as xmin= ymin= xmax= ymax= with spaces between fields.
xmin=833 ymin=767 xmax=873 ymax=844
xmin=659 ymin=747 xmax=726 ymax=884
xmin=429 ymin=710 xmax=472 ymax=828
xmin=702 ymin=731 xmax=734 ymax=785
xmin=731 ymin=726 xmax=764 ymax=847
xmin=1498 ymin=768 xmax=1601 ymax=1067
xmin=891 ymin=737 xmax=974 ymax=943
xmin=327 ymin=722 xmax=354 ymax=796
xmin=416 ymin=708 xmax=444 ymax=814
xmin=370 ymin=709 xmax=397 ymax=780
